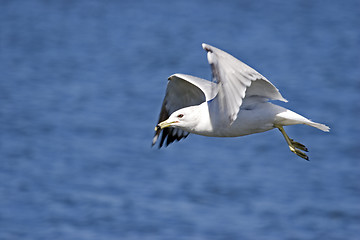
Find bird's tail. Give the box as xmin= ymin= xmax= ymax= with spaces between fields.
xmin=275 ymin=107 xmax=330 ymax=132
xmin=304 ymin=121 xmax=330 ymax=132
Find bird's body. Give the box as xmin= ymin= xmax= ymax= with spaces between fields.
xmin=167 ymin=101 xmax=326 ymax=138
xmin=153 ymin=43 xmax=329 ymax=160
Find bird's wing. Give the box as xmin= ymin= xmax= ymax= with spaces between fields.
xmin=152 ymin=73 xmax=217 ymax=148
xmin=202 ymin=43 xmax=287 ymax=125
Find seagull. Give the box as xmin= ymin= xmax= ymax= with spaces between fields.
xmin=152 ymin=43 xmax=329 ymax=160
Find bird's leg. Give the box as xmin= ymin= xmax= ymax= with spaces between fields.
xmin=276 ymin=126 xmax=309 ymax=161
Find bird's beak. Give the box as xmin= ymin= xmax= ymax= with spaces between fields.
xmin=155 ymin=120 xmax=177 ymax=131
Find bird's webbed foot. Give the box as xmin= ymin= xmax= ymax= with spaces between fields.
xmin=276 ymin=126 xmax=309 ymax=161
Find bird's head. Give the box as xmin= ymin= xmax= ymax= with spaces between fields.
xmin=155 ymin=106 xmax=199 ymax=132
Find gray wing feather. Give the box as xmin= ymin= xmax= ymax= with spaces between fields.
xmin=202 ymin=43 xmax=287 ymax=124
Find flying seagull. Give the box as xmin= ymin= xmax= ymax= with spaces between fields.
xmin=152 ymin=43 xmax=329 ymax=160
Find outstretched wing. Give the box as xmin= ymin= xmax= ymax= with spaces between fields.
xmin=202 ymin=43 xmax=287 ymax=125
xmin=152 ymin=74 xmax=216 ymax=148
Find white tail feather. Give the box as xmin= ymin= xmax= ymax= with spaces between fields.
xmin=305 ymin=121 xmax=330 ymax=132
xmin=275 ymin=108 xmax=330 ymax=132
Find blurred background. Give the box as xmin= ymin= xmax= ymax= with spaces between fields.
xmin=0 ymin=0 xmax=359 ymax=239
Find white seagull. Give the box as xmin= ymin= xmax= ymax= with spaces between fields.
xmin=152 ymin=43 xmax=329 ymax=160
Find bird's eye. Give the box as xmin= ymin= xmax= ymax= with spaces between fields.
xmin=177 ymin=114 xmax=184 ymax=118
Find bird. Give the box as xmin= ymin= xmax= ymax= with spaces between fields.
xmin=152 ymin=43 xmax=329 ymax=160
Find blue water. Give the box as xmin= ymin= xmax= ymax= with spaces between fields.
xmin=0 ymin=0 xmax=359 ymax=239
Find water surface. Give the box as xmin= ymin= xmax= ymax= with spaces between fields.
xmin=0 ymin=1 xmax=359 ymax=239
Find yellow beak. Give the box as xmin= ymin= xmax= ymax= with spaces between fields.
xmin=155 ymin=120 xmax=177 ymax=131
